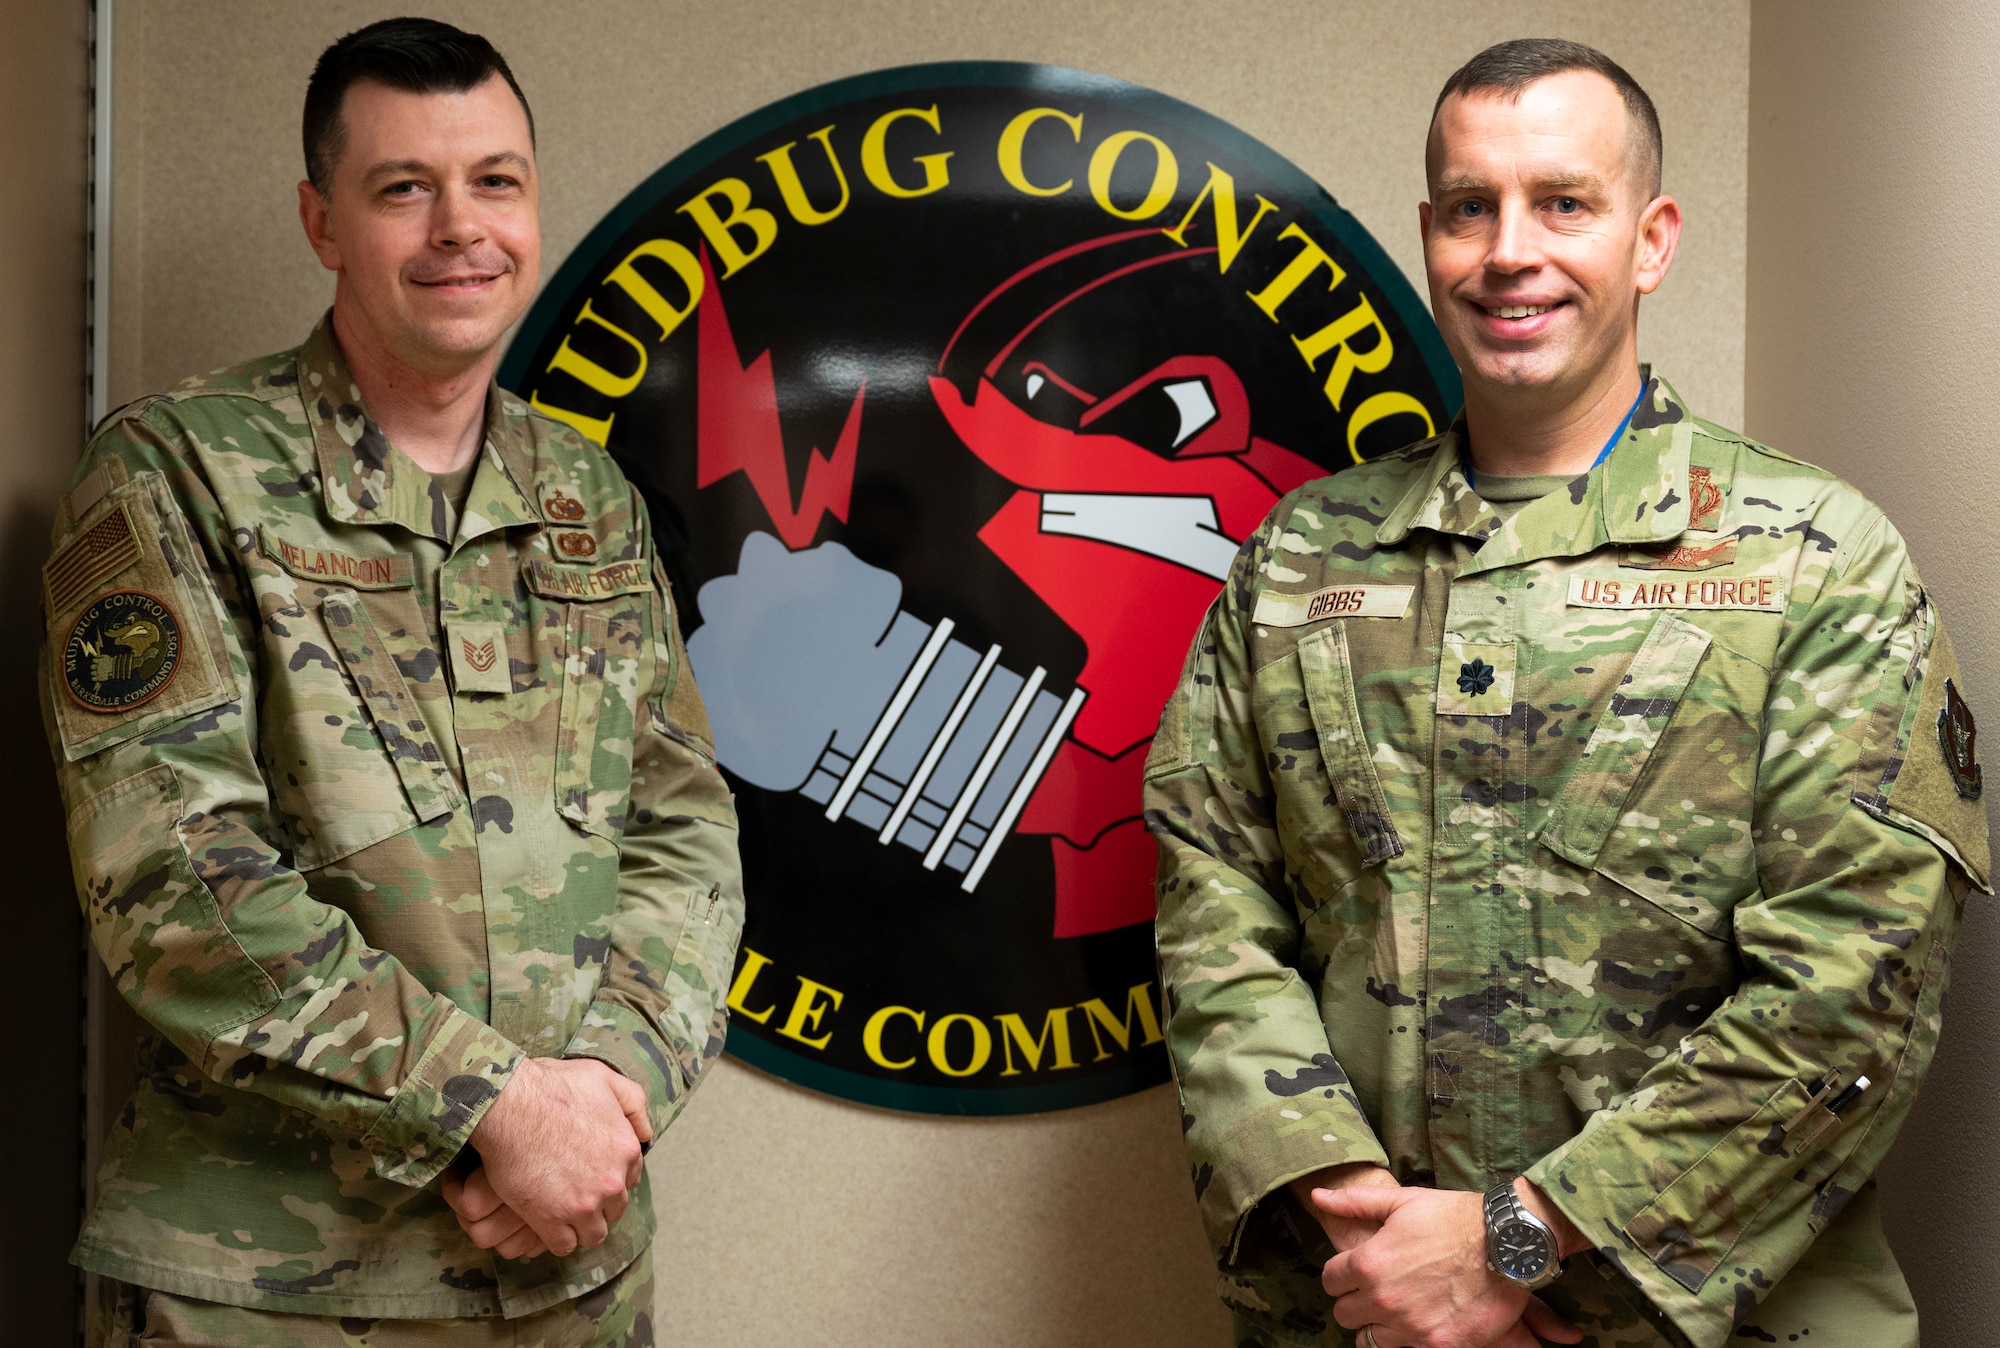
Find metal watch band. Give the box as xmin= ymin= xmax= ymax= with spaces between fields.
xmin=1483 ymin=1179 xmax=1562 ymax=1291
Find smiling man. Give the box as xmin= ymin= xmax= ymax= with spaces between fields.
xmin=48 ymin=18 xmax=742 ymax=1346
xmin=1148 ymin=38 xmax=1988 ymax=1348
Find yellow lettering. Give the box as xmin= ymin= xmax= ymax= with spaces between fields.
xmin=997 ymin=107 xmax=1082 ymax=196
xmin=926 ymin=1012 xmax=992 ymax=1077
xmin=776 ymin=976 xmax=845 ymax=1050
xmin=1087 ymin=129 xmax=1178 ymax=221
xmin=1161 ymin=161 xmax=1277 ymax=274
xmin=862 ymin=1005 xmax=925 ymax=1070
xmin=1293 ymin=293 xmax=1394 ymax=411
xmin=1077 ymin=983 xmax=1166 ymax=1061
xmin=677 ymin=177 xmax=779 ymax=277
xmin=603 ymin=238 xmax=705 ymax=339
xmin=544 ymin=299 xmax=648 ymax=400
xmin=1344 ymin=390 xmax=1436 ymax=462
xmin=861 ymin=105 xmax=952 ymax=198
xmin=757 ymin=126 xmax=852 ymax=226
xmin=993 ymin=1007 xmax=1080 ymax=1076
xmin=1246 ymin=223 xmax=1349 ymax=321
xmin=527 ymin=390 xmax=615 ymax=447
xmin=725 ymin=947 xmax=780 ymax=1025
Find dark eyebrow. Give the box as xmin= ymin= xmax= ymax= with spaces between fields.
xmin=361 ymin=152 xmax=533 ymax=186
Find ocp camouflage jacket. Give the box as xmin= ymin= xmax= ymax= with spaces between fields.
xmin=45 ymin=318 xmax=744 ymax=1319
xmin=1145 ymin=378 xmax=1990 ymax=1347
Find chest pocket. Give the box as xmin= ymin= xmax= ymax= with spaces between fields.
xmin=1299 ymin=625 xmax=1404 ymax=866
xmin=529 ymin=557 xmax=654 ymax=841
xmin=1539 ymin=610 xmax=1765 ymax=938
xmin=303 ymin=593 xmax=462 ymax=867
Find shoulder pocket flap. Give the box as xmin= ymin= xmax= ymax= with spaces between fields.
xmin=524 ymin=556 xmax=651 ymax=602
xmin=1857 ymin=624 xmax=1992 ymax=892
xmin=50 ymin=472 xmax=237 ymax=762
xmin=321 ymin=594 xmax=463 ymax=823
xmin=1297 ymin=624 xmax=1403 ymax=867
xmin=260 ymin=525 xmax=413 ymax=590
xmin=1540 ymin=611 xmax=1712 ymax=868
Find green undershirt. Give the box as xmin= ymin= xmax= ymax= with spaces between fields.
xmin=1475 ymin=472 xmax=1576 ymax=522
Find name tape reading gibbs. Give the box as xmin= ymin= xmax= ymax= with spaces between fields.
xmin=1567 ymin=573 xmax=1786 ymax=612
xmin=1254 ymin=583 xmax=1415 ymax=627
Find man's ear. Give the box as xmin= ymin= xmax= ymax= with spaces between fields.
xmin=298 ymin=180 xmax=341 ymax=273
xmin=1418 ymin=198 xmax=1433 ymax=246
xmin=1634 ymin=193 xmax=1682 ymax=297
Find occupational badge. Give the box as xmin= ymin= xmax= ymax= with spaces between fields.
xmin=543 ymin=489 xmax=587 ymax=521
xmin=63 ymin=589 xmax=183 ymax=712
xmin=1686 ymin=465 xmax=1725 ymax=532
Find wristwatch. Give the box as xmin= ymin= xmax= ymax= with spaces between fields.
xmin=1483 ymin=1179 xmax=1562 ymax=1290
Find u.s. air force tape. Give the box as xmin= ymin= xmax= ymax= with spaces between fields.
xmin=1566 ymin=573 xmax=1785 ymax=612
xmin=1252 ymin=583 xmax=1415 ymax=627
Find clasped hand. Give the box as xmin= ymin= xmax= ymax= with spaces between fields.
xmin=1302 ymin=1177 xmax=1582 ymax=1348
xmin=439 ymin=1056 xmax=652 ymax=1261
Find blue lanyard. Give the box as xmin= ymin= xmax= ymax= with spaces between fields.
xmin=1461 ymin=380 xmax=1649 ymax=491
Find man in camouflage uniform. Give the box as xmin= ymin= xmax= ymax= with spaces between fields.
xmin=47 ymin=19 xmax=742 ymax=1344
xmin=1147 ymin=38 xmax=1988 ymax=1348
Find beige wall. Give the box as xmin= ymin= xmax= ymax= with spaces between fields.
xmin=1746 ymin=4 xmax=2000 ymax=1344
xmin=0 ymin=0 xmax=88 ymax=1342
xmin=91 ymin=4 xmax=1749 ymax=1346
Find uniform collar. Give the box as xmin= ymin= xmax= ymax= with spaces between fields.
xmin=297 ymin=314 xmax=543 ymax=543
xmin=1376 ymin=374 xmax=1696 ymax=569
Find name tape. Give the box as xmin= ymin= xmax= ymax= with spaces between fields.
xmin=261 ymin=527 xmax=413 ymax=591
xmin=523 ymin=556 xmax=652 ymax=601
xmin=1253 ymin=583 xmax=1414 ymax=627
xmin=1567 ymin=573 xmax=1785 ymax=613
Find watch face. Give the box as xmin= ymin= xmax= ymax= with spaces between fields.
xmin=1493 ymin=1220 xmax=1553 ymax=1281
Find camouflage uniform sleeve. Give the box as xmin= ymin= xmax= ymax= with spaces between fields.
xmin=562 ymin=494 xmax=744 ymax=1141
xmin=1144 ymin=509 xmax=1389 ymax=1267
xmin=1525 ymin=510 xmax=1990 ymax=1348
xmin=47 ymin=410 xmax=522 ymax=1190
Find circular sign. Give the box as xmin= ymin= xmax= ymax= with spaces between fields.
xmin=63 ymin=589 xmax=183 ymax=712
xmin=504 ymin=62 xmax=1459 ymax=1114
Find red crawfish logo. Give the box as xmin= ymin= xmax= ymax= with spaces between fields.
xmin=687 ymin=231 xmax=1321 ymax=937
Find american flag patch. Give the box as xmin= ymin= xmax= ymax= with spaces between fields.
xmin=45 ymin=505 xmax=140 ymax=615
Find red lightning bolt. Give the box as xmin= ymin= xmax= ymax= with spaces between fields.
xmin=696 ymin=250 xmax=865 ymax=550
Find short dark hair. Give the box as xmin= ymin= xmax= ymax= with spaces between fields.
xmin=303 ymin=17 xmax=534 ymax=193
xmin=1430 ymin=38 xmax=1662 ymax=197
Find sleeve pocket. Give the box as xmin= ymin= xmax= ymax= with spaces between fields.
xmin=66 ymin=762 xmax=278 ymax=1050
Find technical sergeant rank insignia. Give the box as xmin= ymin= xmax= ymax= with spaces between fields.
xmin=1940 ymin=677 xmax=1982 ymax=800
xmin=63 ymin=589 xmax=183 ymax=713
xmin=448 ymin=619 xmax=513 ymax=694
